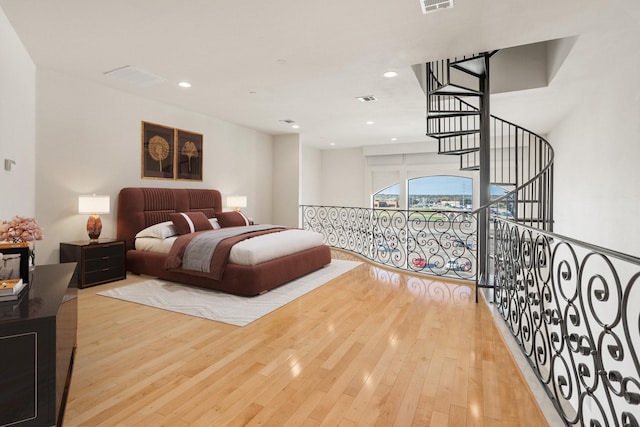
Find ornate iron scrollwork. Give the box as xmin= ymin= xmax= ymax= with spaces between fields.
xmin=493 ymin=218 xmax=640 ymax=427
xmin=301 ymin=205 xmax=477 ymax=281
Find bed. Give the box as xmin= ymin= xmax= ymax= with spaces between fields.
xmin=116 ymin=187 xmax=331 ymax=296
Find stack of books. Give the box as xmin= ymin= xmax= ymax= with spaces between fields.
xmin=0 ymin=278 xmax=27 ymax=302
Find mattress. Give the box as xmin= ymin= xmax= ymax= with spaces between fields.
xmin=135 ymin=229 xmax=324 ymax=266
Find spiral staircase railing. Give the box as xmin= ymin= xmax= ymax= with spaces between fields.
xmin=426 ymin=53 xmax=554 ymax=231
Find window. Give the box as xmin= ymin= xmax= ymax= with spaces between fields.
xmin=408 ymin=176 xmax=472 ymax=210
xmin=490 ymin=184 xmax=515 ymax=218
xmin=373 ymin=183 xmax=400 ymax=208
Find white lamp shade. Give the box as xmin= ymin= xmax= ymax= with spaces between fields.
xmin=78 ymin=195 xmax=110 ymax=214
xmin=227 ymin=196 xmax=247 ymax=209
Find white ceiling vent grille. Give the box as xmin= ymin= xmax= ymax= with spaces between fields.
xmin=420 ymin=0 xmax=453 ymax=14
xmin=356 ymin=95 xmax=378 ymax=102
xmin=103 ymin=66 xmax=166 ymax=87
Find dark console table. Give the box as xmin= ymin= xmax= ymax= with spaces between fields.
xmin=0 ymin=262 xmax=77 ymax=427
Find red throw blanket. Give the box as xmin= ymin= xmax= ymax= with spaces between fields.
xmin=164 ymin=228 xmax=287 ymax=280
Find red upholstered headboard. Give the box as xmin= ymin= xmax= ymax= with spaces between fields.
xmin=117 ymin=187 xmax=223 ymax=251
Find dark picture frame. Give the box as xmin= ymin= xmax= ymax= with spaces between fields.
xmin=176 ymin=129 xmax=203 ymax=181
xmin=142 ymin=121 xmax=175 ymax=179
xmin=0 ymin=246 xmax=29 ymax=283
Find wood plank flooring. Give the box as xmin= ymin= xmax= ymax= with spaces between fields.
xmin=63 ymin=250 xmax=548 ymax=426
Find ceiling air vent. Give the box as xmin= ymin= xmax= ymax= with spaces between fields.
xmin=279 ymin=119 xmax=296 ymax=124
xmin=420 ymin=0 xmax=453 ymax=14
xmin=103 ymin=66 xmax=166 ymax=87
xmin=356 ymin=95 xmax=378 ymax=102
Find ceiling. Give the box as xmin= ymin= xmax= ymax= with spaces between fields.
xmin=0 ymin=0 xmax=632 ymax=149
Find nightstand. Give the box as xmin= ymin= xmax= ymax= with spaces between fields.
xmin=59 ymin=239 xmax=126 ymax=288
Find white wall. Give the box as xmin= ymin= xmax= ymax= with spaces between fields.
xmin=550 ymin=27 xmax=640 ymax=257
xmin=320 ymin=148 xmax=366 ymax=207
xmin=0 ymin=8 xmax=35 ymax=219
xmin=272 ymin=134 xmax=300 ymax=227
xmin=299 ymin=144 xmax=321 ymax=206
xmin=35 ymin=69 xmax=274 ymax=264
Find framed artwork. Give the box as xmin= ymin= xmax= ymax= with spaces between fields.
xmin=0 ymin=246 xmax=29 ymax=283
xmin=142 ymin=121 xmax=175 ymax=179
xmin=176 ymin=129 xmax=203 ymax=181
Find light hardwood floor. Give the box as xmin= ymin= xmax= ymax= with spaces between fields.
xmin=64 ymin=250 xmax=548 ymax=426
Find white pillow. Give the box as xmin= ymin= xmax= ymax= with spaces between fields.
xmin=209 ymin=218 xmax=221 ymax=230
xmin=135 ymin=221 xmax=178 ymax=239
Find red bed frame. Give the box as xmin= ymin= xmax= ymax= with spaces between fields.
xmin=116 ymin=187 xmax=331 ymax=296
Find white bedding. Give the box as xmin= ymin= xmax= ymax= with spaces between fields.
xmin=135 ymin=228 xmax=324 ymax=266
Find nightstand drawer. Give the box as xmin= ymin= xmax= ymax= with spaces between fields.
xmin=85 ymin=255 xmax=123 ymax=272
xmin=83 ymin=243 xmax=124 ymax=259
xmin=84 ymin=267 xmax=124 ymax=285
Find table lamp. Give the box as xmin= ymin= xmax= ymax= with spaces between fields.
xmin=227 ymin=196 xmax=247 ymax=212
xmin=78 ymin=194 xmax=110 ymax=240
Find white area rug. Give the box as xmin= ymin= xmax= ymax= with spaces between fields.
xmin=97 ymin=259 xmax=360 ymax=326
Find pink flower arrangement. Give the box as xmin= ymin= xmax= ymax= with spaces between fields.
xmin=0 ymin=216 xmax=43 ymax=242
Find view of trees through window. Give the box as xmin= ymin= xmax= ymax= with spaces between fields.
xmin=372 ymin=176 xmax=473 ymax=210
xmin=408 ymin=176 xmax=472 ymax=210
xmin=372 ymin=175 xmax=515 ymax=215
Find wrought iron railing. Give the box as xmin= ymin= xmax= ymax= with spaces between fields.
xmin=493 ymin=218 xmax=640 ymax=426
xmin=301 ymin=205 xmax=477 ymax=281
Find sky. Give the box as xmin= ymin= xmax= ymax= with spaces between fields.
xmin=378 ymin=176 xmax=472 ymax=195
xmin=378 ymin=175 xmax=509 ymax=196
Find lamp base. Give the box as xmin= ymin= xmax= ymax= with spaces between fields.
xmin=86 ymin=214 xmax=102 ymax=241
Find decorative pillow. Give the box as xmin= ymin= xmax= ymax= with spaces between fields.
xmin=215 ymin=211 xmax=250 ymax=227
xmin=208 ymin=218 xmax=222 ymax=230
xmin=135 ymin=221 xmax=178 ymax=239
xmin=169 ymin=212 xmax=214 ymax=235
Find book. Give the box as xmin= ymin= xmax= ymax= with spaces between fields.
xmin=0 ymin=284 xmax=28 ymax=302
xmin=0 ymin=278 xmax=25 ymax=296
xmin=0 ymin=241 xmax=29 ymax=249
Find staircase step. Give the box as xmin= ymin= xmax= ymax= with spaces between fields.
xmin=438 ymin=146 xmax=480 ymax=155
xmin=427 ymin=110 xmax=480 ymax=119
xmin=451 ymin=56 xmax=486 ymax=77
xmin=460 ymin=165 xmax=480 ymax=171
xmin=427 ymin=129 xmax=480 ymax=139
xmin=429 ymin=84 xmax=482 ymax=97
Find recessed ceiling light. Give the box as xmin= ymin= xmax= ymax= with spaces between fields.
xmin=292 ymin=125 xmax=300 ymax=129
xmin=329 ymin=142 xmax=336 ymax=146
xmin=383 ymin=71 xmax=398 ymax=78
xmin=366 ymin=121 xmax=375 ymax=125
xmin=391 ymin=137 xmax=398 ymax=141
xmin=178 ymin=81 xmax=191 ymax=88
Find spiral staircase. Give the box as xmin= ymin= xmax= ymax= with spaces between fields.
xmin=425 ymin=51 xmax=555 ymax=283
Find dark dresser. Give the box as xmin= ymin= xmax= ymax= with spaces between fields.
xmin=0 ymin=262 xmax=77 ymax=427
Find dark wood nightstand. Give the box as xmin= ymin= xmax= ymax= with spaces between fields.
xmin=59 ymin=239 xmax=126 ymax=288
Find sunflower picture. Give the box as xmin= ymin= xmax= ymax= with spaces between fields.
xmin=141 ymin=122 xmax=175 ymax=179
